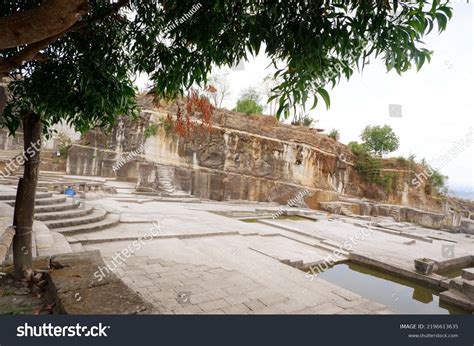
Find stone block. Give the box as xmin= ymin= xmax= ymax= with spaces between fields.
xmin=462 ymin=268 xmax=474 ymax=280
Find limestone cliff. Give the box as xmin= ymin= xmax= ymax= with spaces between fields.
xmin=67 ymin=96 xmax=446 ymax=213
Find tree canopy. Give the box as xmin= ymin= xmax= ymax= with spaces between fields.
xmin=233 ymin=87 xmax=263 ymax=114
xmin=234 ymin=99 xmax=263 ymax=115
xmin=0 ymin=0 xmax=453 ymax=134
xmin=361 ymin=124 xmax=400 ymax=156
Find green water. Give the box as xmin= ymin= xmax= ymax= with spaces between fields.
xmin=437 ymin=266 xmax=473 ymax=279
xmin=315 ymin=262 xmax=469 ymax=315
xmin=240 ymin=218 xmax=260 ymax=223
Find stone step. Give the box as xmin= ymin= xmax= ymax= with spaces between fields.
xmin=461 ymin=279 xmax=474 ymax=300
xmin=0 ymin=191 xmax=52 ymax=201
xmin=51 ymin=231 xmax=73 ymax=254
xmin=462 ymin=268 xmax=474 ymax=280
xmin=4 ymin=195 xmax=67 ymax=207
xmin=448 ymin=277 xmax=464 ymax=291
xmin=439 ymin=289 xmax=474 ymax=312
xmin=34 ymin=201 xmax=80 ymax=213
xmin=54 ymin=214 xmax=120 ymax=236
xmin=35 ymin=206 xmax=94 ymax=221
xmin=35 ymin=195 xmax=67 ymax=206
xmin=340 ymin=206 xmax=356 ymax=216
xmin=70 ymin=242 xmax=85 ymax=253
xmin=44 ymin=209 xmax=107 ymax=229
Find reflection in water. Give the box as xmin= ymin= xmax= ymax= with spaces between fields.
xmin=412 ymin=287 xmax=433 ymax=304
xmin=315 ymin=262 xmax=468 ymax=315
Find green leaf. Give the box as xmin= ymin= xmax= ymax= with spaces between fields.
xmin=317 ymin=88 xmax=331 ymax=110
xmin=310 ymin=95 xmax=318 ymax=110
xmin=436 ymin=12 xmax=448 ymax=32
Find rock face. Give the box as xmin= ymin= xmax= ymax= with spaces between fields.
xmin=66 ymin=96 xmax=444 ymax=210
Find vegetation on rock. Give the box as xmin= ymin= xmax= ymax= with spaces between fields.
xmin=361 ymin=125 xmax=400 ymax=157
xmin=144 ymin=123 xmax=158 ymax=139
xmin=233 ymin=87 xmax=263 ymax=115
xmin=328 ymin=129 xmax=340 ymax=141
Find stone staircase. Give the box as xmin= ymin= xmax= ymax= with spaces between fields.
xmin=389 ymin=206 xmax=400 ymax=222
xmin=0 ymin=190 xmax=119 ymax=246
xmin=439 ymin=268 xmax=474 ymax=312
xmin=340 ymin=204 xmax=357 ymax=217
xmin=155 ymin=165 xmax=190 ymax=197
xmin=157 ymin=165 xmax=176 ymax=194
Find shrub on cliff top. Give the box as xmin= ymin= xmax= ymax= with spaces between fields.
xmin=328 ymin=129 xmax=340 ymax=141
xmin=425 ymin=168 xmax=448 ymax=196
xmin=234 ymin=99 xmax=263 ymax=115
xmin=234 ymin=87 xmax=264 ymax=115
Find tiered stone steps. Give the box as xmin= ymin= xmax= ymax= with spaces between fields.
xmin=439 ymin=268 xmax=474 ymax=312
xmin=35 ymin=202 xmax=82 ymax=213
xmin=0 ymin=189 xmax=119 ymax=249
xmin=340 ymin=205 xmax=357 ymax=217
xmin=389 ymin=206 xmax=400 ymax=222
xmin=1 ymin=152 xmax=120 ymax=253
xmin=53 ymin=214 xmax=119 ymax=236
xmin=3 ymin=194 xmax=67 ymax=207
xmin=43 ymin=209 xmax=108 ymax=229
xmin=0 ymin=191 xmax=52 ymax=201
xmin=154 ymin=165 xmax=191 ymax=197
xmin=34 ymin=206 xmax=94 ymax=221
xmin=157 ymin=165 xmax=176 ymax=194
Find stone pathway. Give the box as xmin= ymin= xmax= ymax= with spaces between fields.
xmin=86 ymin=238 xmax=391 ymax=314
xmin=2 ymin=184 xmax=473 ymax=314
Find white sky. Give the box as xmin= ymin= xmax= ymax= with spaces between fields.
xmin=137 ymin=3 xmax=474 ymax=192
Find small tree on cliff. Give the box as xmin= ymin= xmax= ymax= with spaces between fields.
xmin=233 ymin=87 xmax=263 ymax=115
xmin=0 ymin=1 xmax=452 ymax=279
xmin=361 ymin=125 xmax=400 ymax=157
xmin=328 ymin=129 xmax=340 ymax=141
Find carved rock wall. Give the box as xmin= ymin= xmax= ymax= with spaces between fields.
xmin=66 ymin=97 xmax=441 ymax=209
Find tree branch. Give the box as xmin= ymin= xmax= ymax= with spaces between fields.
xmin=0 ymin=85 xmax=6 ymax=114
xmin=0 ymin=0 xmax=89 ymax=50
xmin=69 ymin=0 xmax=130 ymax=32
xmin=0 ymin=33 xmax=63 ymax=76
xmin=0 ymin=0 xmax=131 ymax=76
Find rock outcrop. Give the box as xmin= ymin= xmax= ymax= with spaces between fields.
xmin=67 ymin=96 xmax=446 ymax=210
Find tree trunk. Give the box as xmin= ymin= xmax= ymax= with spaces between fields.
xmin=13 ymin=112 xmax=42 ymax=279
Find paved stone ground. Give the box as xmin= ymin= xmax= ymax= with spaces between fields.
xmin=84 ymin=237 xmax=390 ymax=314
xmin=3 ymin=192 xmax=473 ymax=314
xmin=61 ymin=196 xmax=471 ymax=314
